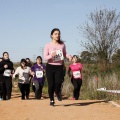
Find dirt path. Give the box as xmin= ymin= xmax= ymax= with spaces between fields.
xmin=0 ymin=93 xmax=120 ymax=120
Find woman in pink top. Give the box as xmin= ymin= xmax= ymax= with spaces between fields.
xmin=44 ymin=28 xmax=72 ymax=106
xmin=68 ymin=55 xmax=83 ymax=100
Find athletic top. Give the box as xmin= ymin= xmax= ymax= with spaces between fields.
xmin=69 ymin=63 xmax=83 ymax=79
xmin=31 ymin=63 xmax=46 ymax=84
xmin=0 ymin=59 xmax=14 ymax=78
xmin=44 ymin=42 xmax=70 ymax=65
xmin=13 ymin=66 xmax=31 ymax=84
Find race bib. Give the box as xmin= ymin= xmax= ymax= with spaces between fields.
xmin=73 ymin=71 xmax=81 ymax=78
xmin=36 ymin=71 xmax=43 ymax=78
xmin=3 ymin=69 xmax=11 ymax=77
xmin=51 ymin=49 xmax=64 ymax=62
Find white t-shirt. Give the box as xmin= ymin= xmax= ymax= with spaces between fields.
xmin=13 ymin=66 xmax=31 ymax=83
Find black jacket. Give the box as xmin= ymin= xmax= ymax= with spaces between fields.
xmin=0 ymin=59 xmax=14 ymax=78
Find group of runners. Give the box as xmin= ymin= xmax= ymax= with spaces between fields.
xmin=0 ymin=28 xmax=84 ymax=106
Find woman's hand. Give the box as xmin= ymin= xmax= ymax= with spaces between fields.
xmin=51 ymin=51 xmax=56 ymax=57
xmin=4 ymin=64 xmax=8 ymax=68
xmin=68 ymin=55 xmax=72 ymax=62
xmin=31 ymin=71 xmax=35 ymax=77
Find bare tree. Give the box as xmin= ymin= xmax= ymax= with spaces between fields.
xmin=78 ymin=8 xmax=120 ymax=70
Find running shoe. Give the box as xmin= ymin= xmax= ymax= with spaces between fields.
xmin=50 ymin=101 xmax=55 ymax=106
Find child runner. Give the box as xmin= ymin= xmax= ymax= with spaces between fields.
xmin=68 ymin=55 xmax=83 ymax=100
xmin=13 ymin=59 xmax=31 ymax=100
xmin=31 ymin=56 xmax=46 ymax=100
xmin=44 ymin=28 xmax=72 ymax=106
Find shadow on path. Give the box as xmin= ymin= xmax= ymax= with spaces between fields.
xmin=63 ymin=100 xmax=107 ymax=107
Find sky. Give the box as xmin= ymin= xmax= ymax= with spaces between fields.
xmin=0 ymin=0 xmax=120 ymax=62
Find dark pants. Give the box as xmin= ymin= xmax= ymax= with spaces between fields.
xmin=33 ymin=80 xmax=43 ymax=99
xmin=0 ymin=80 xmax=3 ymax=98
xmin=32 ymin=83 xmax=35 ymax=93
xmin=46 ymin=64 xmax=63 ymax=101
xmin=18 ymin=83 xmax=30 ymax=99
xmin=2 ymin=77 xmax=12 ymax=100
xmin=71 ymin=78 xmax=82 ymax=100
xmin=28 ymin=76 xmax=33 ymax=96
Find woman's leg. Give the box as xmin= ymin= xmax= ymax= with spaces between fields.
xmin=39 ymin=83 xmax=44 ymax=99
xmin=34 ymin=80 xmax=41 ymax=99
xmin=46 ymin=64 xmax=55 ymax=102
xmin=54 ymin=65 xmax=63 ymax=101
xmin=0 ymin=80 xmax=3 ymax=99
xmin=72 ymin=79 xmax=78 ymax=100
xmin=2 ymin=79 xmax=7 ymax=100
xmin=76 ymin=79 xmax=82 ymax=100
xmin=18 ymin=83 xmax=25 ymax=100
xmin=25 ymin=84 xmax=30 ymax=99
xmin=5 ymin=77 xmax=12 ymax=100
xmin=32 ymin=82 xmax=35 ymax=93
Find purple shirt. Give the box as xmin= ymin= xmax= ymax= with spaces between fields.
xmin=31 ymin=63 xmax=46 ymax=83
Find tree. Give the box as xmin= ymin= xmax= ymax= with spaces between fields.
xmin=78 ymin=8 xmax=120 ymax=70
xmin=112 ymin=49 xmax=120 ymax=64
xmin=80 ymin=51 xmax=97 ymax=63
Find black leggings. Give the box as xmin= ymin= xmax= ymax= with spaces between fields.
xmin=2 ymin=77 xmax=12 ymax=100
xmin=0 ymin=80 xmax=3 ymax=98
xmin=46 ymin=64 xmax=63 ymax=101
xmin=71 ymin=78 xmax=82 ymax=100
xmin=18 ymin=83 xmax=30 ymax=99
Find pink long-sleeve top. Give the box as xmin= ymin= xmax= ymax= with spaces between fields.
xmin=44 ymin=42 xmax=70 ymax=65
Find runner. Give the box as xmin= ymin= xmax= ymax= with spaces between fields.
xmin=68 ymin=55 xmax=83 ymax=100
xmin=44 ymin=28 xmax=72 ymax=106
xmin=13 ymin=59 xmax=31 ymax=100
xmin=0 ymin=57 xmax=3 ymax=100
xmin=60 ymin=61 xmax=66 ymax=94
xmin=26 ymin=58 xmax=32 ymax=67
xmin=26 ymin=58 xmax=32 ymax=98
xmin=0 ymin=52 xmax=14 ymax=100
xmin=31 ymin=56 xmax=46 ymax=100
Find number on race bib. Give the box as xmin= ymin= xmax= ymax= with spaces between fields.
xmin=73 ymin=71 xmax=81 ymax=78
xmin=52 ymin=49 xmax=64 ymax=62
xmin=3 ymin=69 xmax=11 ymax=77
xmin=36 ymin=71 xmax=43 ymax=78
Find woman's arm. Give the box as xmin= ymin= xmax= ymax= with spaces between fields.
xmin=13 ymin=67 xmax=19 ymax=78
xmin=44 ymin=44 xmax=52 ymax=60
xmin=0 ymin=62 xmax=5 ymax=72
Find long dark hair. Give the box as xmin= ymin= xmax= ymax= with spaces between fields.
xmin=3 ymin=52 xmax=9 ymax=57
xmin=36 ymin=56 xmax=42 ymax=64
xmin=26 ymin=58 xmax=32 ymax=67
xmin=20 ymin=59 xmax=27 ymax=69
xmin=72 ymin=55 xmax=78 ymax=60
xmin=51 ymin=28 xmax=64 ymax=44
xmin=2 ymin=52 xmax=10 ymax=60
